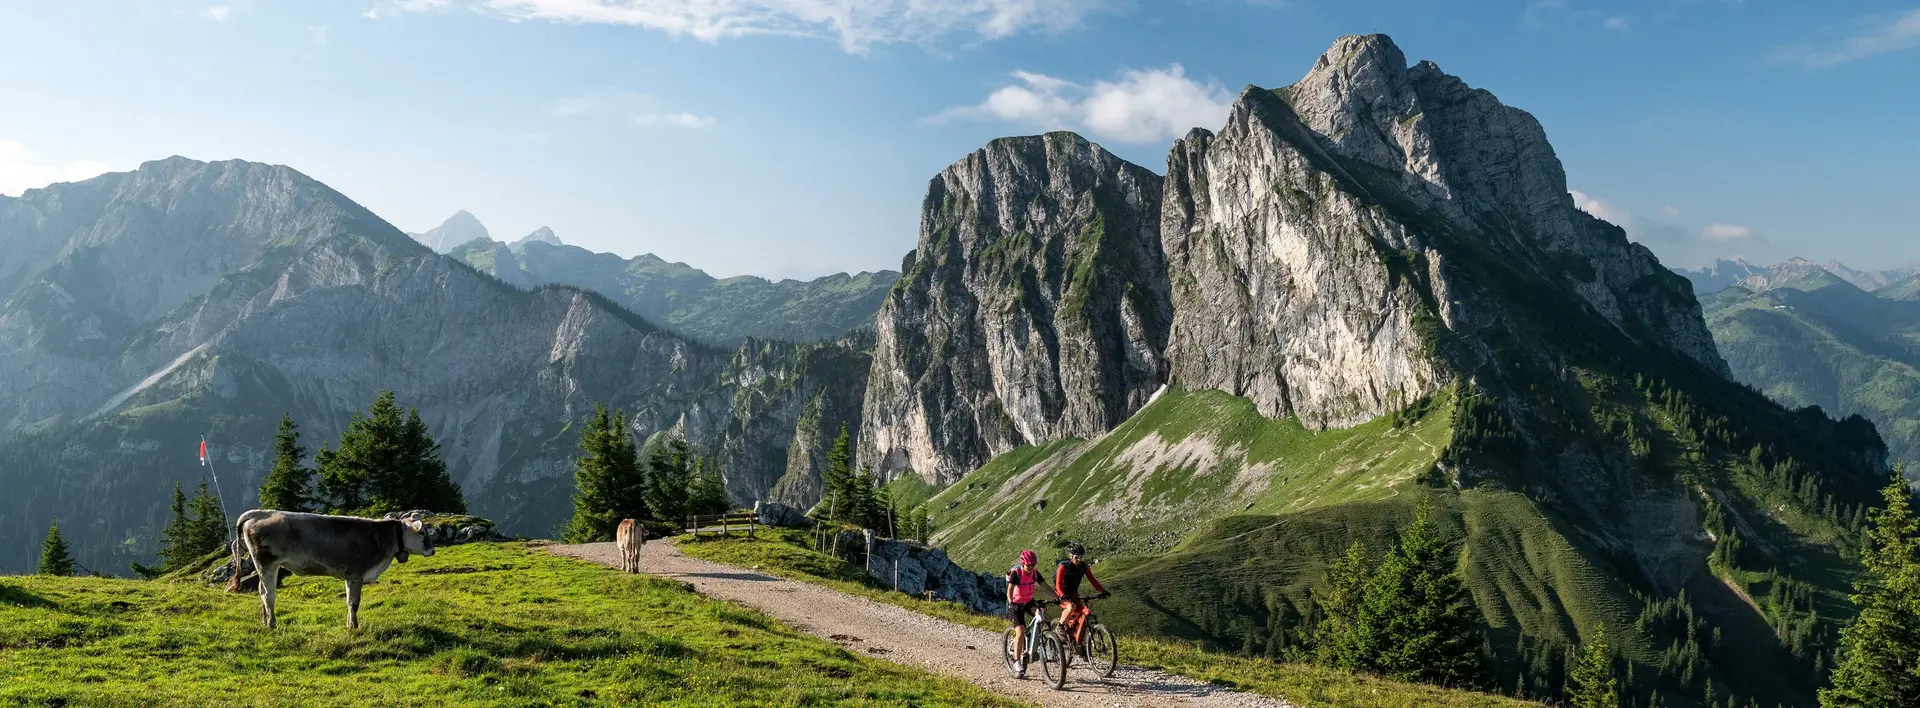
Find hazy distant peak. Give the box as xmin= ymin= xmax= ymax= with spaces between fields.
xmin=414 ymin=210 xmax=491 ymax=254
xmin=509 ymin=226 xmax=561 ymax=252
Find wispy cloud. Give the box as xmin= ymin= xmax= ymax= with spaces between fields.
xmin=548 ymin=91 xmax=715 ymax=129
xmin=310 ymin=25 xmax=330 ymax=46
xmin=1603 ymin=16 xmax=1629 ymax=32
xmin=362 ymin=0 xmax=1121 ymax=52
xmin=202 ymin=4 xmax=233 ymax=21
xmin=1702 ymin=223 xmax=1754 ymax=242
xmin=930 ymin=64 xmax=1231 ymax=144
xmin=0 ymin=141 xmax=113 ymax=197
xmin=635 ymin=112 xmax=717 ymax=129
xmin=1772 ymin=9 xmax=1920 ymax=67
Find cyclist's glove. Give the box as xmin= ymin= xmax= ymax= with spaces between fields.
xmin=1097 ymin=591 xmax=1111 ymax=599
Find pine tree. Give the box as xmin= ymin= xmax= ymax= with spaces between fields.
xmin=258 ymin=412 xmax=314 ymax=512
xmin=38 ymin=518 xmax=76 ymax=576
xmin=1313 ymin=540 xmax=1376 ymax=668
xmin=1569 ymin=625 xmax=1620 ymax=708
xmin=562 ymin=405 xmax=648 ymax=543
xmin=1820 ymin=469 xmax=1920 ymax=707
xmin=1316 ymin=502 xmax=1491 ymax=689
xmin=157 ymin=481 xmax=197 ymax=571
xmin=318 ymin=390 xmax=465 ymax=514
xmin=184 ymin=479 xmax=229 ymax=561
xmin=645 ymin=435 xmax=693 ymax=524
xmin=688 ymin=459 xmax=731 ymax=517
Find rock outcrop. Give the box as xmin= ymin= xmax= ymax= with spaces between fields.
xmin=411 ymin=210 xmax=491 ymax=254
xmin=860 ymin=133 xmax=1171 ymax=484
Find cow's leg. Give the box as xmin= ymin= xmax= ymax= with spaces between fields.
xmin=258 ymin=562 xmax=280 ymax=629
xmin=345 ymin=579 xmax=364 ymax=630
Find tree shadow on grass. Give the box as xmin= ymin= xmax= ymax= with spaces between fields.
xmin=0 ymin=585 xmax=57 ymax=610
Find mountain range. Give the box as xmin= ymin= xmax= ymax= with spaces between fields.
xmin=0 ymin=159 xmax=868 ymax=575
xmin=439 ymin=218 xmax=895 ymax=346
xmin=1683 ymin=257 xmax=1920 ymax=476
xmin=0 ymin=33 xmax=1900 ymax=708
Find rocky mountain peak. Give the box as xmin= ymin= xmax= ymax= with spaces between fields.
xmin=860 ymin=130 xmax=1169 ymax=484
xmin=414 ymin=210 xmax=491 ymax=254
xmin=511 ymin=226 xmax=562 ymax=252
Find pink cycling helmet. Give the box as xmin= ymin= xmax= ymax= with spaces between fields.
xmin=1019 ymin=550 xmax=1037 ymax=565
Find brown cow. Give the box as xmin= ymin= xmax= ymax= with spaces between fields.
xmin=616 ymin=518 xmax=644 ymax=573
xmin=232 ymin=509 xmax=435 ymax=629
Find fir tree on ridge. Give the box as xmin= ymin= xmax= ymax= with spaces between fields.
xmin=317 ymin=390 xmax=466 ymax=515
xmin=562 ymin=404 xmax=647 ymax=543
xmin=38 ymin=518 xmax=75 ymax=576
xmin=1568 ymin=625 xmax=1620 ymax=708
xmin=257 ymin=412 xmax=315 ymax=512
xmin=1820 ymin=468 xmax=1920 ymax=707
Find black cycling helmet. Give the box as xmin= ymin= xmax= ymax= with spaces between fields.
xmin=1066 ymin=542 xmax=1085 ymax=557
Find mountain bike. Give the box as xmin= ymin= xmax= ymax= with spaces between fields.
xmin=1058 ymin=594 xmax=1119 ymax=679
xmin=1002 ymin=600 xmax=1067 ymax=689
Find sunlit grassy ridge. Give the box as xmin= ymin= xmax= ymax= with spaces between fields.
xmin=923 ymin=388 xmax=1453 ymax=572
xmin=678 ymin=530 xmax=1539 ymax=708
xmin=0 ymin=542 xmax=1018 ymax=707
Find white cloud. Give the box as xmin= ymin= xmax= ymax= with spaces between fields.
xmin=203 ymin=4 xmax=233 ymax=21
xmin=364 ymin=0 xmax=452 ymax=19
xmin=1569 ymin=190 xmax=1628 ymax=224
xmin=931 ymin=64 xmax=1231 ymax=144
xmin=547 ymin=95 xmax=605 ymax=116
xmin=1603 ymin=16 xmax=1629 ymax=31
xmin=0 ymin=141 xmax=114 ymax=197
xmin=1773 ymin=9 xmax=1920 ymax=67
xmin=310 ymin=25 xmax=330 ymax=46
xmin=363 ymin=0 xmax=1118 ymax=52
xmin=635 ymin=112 xmax=716 ymax=128
xmin=1570 ymin=191 xmax=1690 ymax=244
xmin=1702 ymin=223 xmax=1754 ymax=242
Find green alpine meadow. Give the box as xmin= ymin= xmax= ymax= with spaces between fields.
xmin=3 ymin=7 xmax=1917 ymax=708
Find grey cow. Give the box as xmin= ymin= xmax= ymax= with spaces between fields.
xmin=232 ymin=509 xmax=435 ymax=629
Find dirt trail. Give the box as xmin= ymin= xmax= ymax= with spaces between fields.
xmin=550 ymin=541 xmax=1294 ymax=708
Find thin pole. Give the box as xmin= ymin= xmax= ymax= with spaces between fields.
xmin=201 ymin=434 xmax=232 ymax=540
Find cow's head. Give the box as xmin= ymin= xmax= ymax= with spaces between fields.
xmin=395 ymin=518 xmax=435 ymax=563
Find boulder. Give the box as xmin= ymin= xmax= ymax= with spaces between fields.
xmin=755 ymin=501 xmax=812 ymax=528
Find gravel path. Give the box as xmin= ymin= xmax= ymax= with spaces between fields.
xmin=549 ymin=541 xmax=1295 ymax=708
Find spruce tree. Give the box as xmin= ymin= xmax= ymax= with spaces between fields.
xmin=1313 ymin=540 xmax=1376 ymax=668
xmin=258 ymin=413 xmax=314 ymax=512
xmin=318 ymin=390 xmax=465 ymax=514
xmin=563 ymin=405 xmax=647 ymax=543
xmin=1821 ymin=469 xmax=1920 ymax=707
xmin=184 ymin=479 xmax=229 ymax=561
xmin=1363 ymin=503 xmax=1491 ymax=688
xmin=645 ymin=435 xmax=692 ymax=524
xmin=157 ymin=481 xmax=197 ymax=571
xmin=688 ymin=459 xmax=731 ymax=517
xmin=38 ymin=518 xmax=76 ymax=576
xmin=1569 ymin=625 xmax=1620 ymax=708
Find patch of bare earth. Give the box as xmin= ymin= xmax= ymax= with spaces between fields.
xmin=550 ymin=541 xmax=1295 ymax=708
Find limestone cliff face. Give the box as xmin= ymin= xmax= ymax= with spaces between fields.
xmin=859 ymin=132 xmax=1170 ymax=484
xmin=1163 ymin=34 xmax=1727 ymax=427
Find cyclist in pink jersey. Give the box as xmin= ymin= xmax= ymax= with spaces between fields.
xmin=1005 ymin=549 xmax=1057 ymax=678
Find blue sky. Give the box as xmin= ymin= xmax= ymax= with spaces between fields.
xmin=1 ymin=1 xmax=1916 ymax=279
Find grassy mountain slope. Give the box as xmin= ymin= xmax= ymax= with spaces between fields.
xmin=926 ymin=388 xmax=1452 ymax=572
xmin=1875 ymin=274 xmax=1920 ymax=301
xmin=1704 ymin=283 xmax=1920 ymax=473
xmin=450 ymin=238 xmax=896 ymax=346
xmin=0 ymin=542 xmax=1013 ymax=706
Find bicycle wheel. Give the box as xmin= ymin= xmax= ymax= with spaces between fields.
xmin=1002 ymin=627 xmax=1021 ymax=677
xmin=1039 ymin=633 xmax=1068 ymax=690
xmin=1085 ymin=622 xmax=1119 ymax=678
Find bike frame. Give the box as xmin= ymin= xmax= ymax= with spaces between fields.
xmin=1023 ymin=604 xmax=1053 ymax=659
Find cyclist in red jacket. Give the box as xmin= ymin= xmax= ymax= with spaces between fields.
xmin=1055 ymin=543 xmax=1109 ymax=650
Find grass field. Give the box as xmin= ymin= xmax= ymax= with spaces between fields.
xmin=679 ymin=530 xmax=1540 ymax=708
xmin=922 ymin=388 xmax=1453 ymax=572
xmin=0 ymin=541 xmax=1020 ymax=707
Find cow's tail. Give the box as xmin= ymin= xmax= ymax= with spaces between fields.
xmin=227 ymin=509 xmax=267 ymax=593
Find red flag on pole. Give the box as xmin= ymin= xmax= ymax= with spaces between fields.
xmin=199 ymin=440 xmax=207 ymax=466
